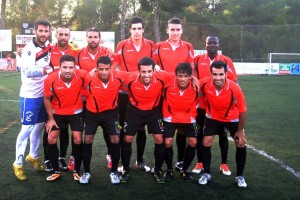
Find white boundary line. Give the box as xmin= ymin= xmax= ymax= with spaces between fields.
xmin=0 ymin=99 xmax=19 ymax=103
xmin=228 ymin=137 xmax=300 ymax=179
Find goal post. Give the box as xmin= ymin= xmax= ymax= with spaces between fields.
xmin=268 ymin=53 xmax=300 ymax=63
xmin=267 ymin=53 xmax=300 ymax=75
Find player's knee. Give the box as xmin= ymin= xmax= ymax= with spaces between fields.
xmin=48 ymin=134 xmax=57 ymax=144
xmin=110 ymin=135 xmax=119 ymax=144
xmin=73 ymin=136 xmax=82 ymax=144
xmin=153 ymin=135 xmax=163 ymax=144
xmin=202 ymin=137 xmax=213 ymax=147
xmin=235 ymin=140 xmax=246 ymax=148
xmin=84 ymin=135 xmax=94 ymax=144
xmin=123 ymin=135 xmax=133 ymax=143
xmin=164 ymin=139 xmax=173 ymax=148
xmin=187 ymin=138 xmax=197 ymax=147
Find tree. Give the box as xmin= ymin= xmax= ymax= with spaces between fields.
xmin=120 ymin=0 xmax=127 ymax=40
xmin=153 ymin=0 xmax=161 ymax=42
xmin=71 ymin=0 xmax=120 ymax=32
xmin=0 ymin=0 xmax=7 ymax=28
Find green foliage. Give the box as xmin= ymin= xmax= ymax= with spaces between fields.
xmin=71 ymin=0 xmax=120 ymax=32
xmin=3 ymin=0 xmax=300 ymax=61
xmin=160 ymin=0 xmax=196 ymax=14
xmin=139 ymin=0 xmax=155 ymax=12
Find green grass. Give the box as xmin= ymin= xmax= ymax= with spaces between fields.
xmin=0 ymin=72 xmax=299 ymax=200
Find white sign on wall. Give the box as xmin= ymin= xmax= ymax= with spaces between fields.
xmin=194 ymin=50 xmax=222 ymax=57
xmin=234 ymin=62 xmax=270 ymax=75
xmin=0 ymin=30 xmax=12 ymax=51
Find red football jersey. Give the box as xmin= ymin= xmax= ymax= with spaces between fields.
xmin=50 ymin=43 xmax=81 ymax=71
xmin=153 ymin=39 xmax=194 ymax=72
xmin=113 ymin=37 xmax=154 ymax=72
xmin=44 ymin=69 xmax=87 ymax=115
xmin=124 ymin=72 xmax=174 ymax=110
xmin=163 ymin=79 xmax=198 ymax=123
xmin=78 ymin=46 xmax=109 ymax=72
xmin=194 ymin=53 xmax=237 ymax=82
xmin=84 ymin=70 xmax=128 ymax=113
xmin=200 ymin=77 xmax=247 ymax=122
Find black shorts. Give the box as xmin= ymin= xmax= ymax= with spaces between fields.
xmin=124 ymin=105 xmax=163 ymax=136
xmin=203 ymin=117 xmax=238 ymax=137
xmin=163 ymin=121 xmax=198 ymax=138
xmin=52 ymin=112 xmax=84 ymax=132
xmin=84 ymin=108 xmax=121 ymax=136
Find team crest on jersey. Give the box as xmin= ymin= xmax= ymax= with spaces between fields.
xmin=25 ymin=111 xmax=34 ymax=122
xmin=27 ymin=51 xmax=32 ymax=56
xmin=44 ymin=56 xmax=50 ymax=62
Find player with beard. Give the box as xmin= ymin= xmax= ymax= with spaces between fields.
xmin=43 ymin=25 xmax=81 ymax=173
xmin=13 ymin=19 xmax=52 ymax=181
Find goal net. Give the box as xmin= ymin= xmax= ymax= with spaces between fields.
xmin=268 ymin=53 xmax=300 ymax=63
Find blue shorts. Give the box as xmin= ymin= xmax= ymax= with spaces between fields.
xmin=19 ymin=97 xmax=47 ymax=125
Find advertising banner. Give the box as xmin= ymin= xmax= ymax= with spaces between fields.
xmin=278 ymin=64 xmax=291 ymax=75
xmin=289 ymin=63 xmax=300 ymax=75
xmin=266 ymin=63 xmax=279 ymax=75
xmin=0 ymin=30 xmax=12 ymax=51
xmin=16 ymin=35 xmax=35 ymax=49
xmin=234 ymin=63 xmax=269 ymax=75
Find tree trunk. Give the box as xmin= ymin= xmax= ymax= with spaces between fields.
xmin=0 ymin=0 xmax=7 ymax=29
xmin=120 ymin=0 xmax=127 ymax=40
xmin=153 ymin=0 xmax=161 ymax=42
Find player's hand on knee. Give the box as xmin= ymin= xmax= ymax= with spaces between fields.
xmin=46 ymin=119 xmax=59 ymax=133
xmin=234 ymin=129 xmax=246 ymax=147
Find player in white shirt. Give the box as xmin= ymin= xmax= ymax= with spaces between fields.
xmin=13 ymin=19 xmax=52 ymax=181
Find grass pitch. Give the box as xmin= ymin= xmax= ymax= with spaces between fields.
xmin=0 ymin=72 xmax=299 ymax=200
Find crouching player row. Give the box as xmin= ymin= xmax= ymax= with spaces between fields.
xmin=42 ymin=54 xmax=247 ymax=188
